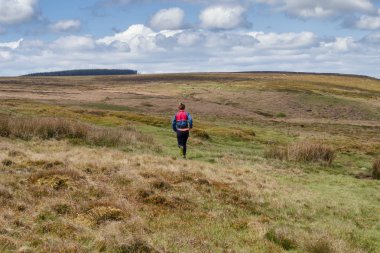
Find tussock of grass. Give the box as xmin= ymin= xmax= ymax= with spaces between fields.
xmin=29 ymin=169 xmax=83 ymax=191
xmin=289 ymin=141 xmax=335 ymax=165
xmin=1 ymin=159 xmax=13 ymax=167
xmin=0 ymin=185 xmax=13 ymax=200
xmin=265 ymin=227 xmax=298 ymax=250
xmin=305 ymin=235 xmax=353 ymax=253
xmin=0 ymin=236 xmax=17 ymax=252
xmin=265 ymin=141 xmax=336 ymax=165
xmin=192 ymin=129 xmax=210 ymax=140
xmin=77 ymin=206 xmax=125 ymax=226
xmin=372 ymin=157 xmax=380 ymax=180
xmin=0 ymin=114 xmax=159 ymax=150
xmin=265 ymin=145 xmax=288 ymax=160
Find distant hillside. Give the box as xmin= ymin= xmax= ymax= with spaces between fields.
xmin=235 ymin=71 xmax=379 ymax=80
xmin=23 ymin=69 xmax=138 ymax=77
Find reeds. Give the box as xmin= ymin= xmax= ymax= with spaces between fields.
xmin=0 ymin=114 xmax=157 ymax=149
xmin=265 ymin=141 xmax=335 ymax=166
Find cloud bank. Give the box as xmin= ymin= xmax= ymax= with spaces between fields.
xmin=2 ymin=23 xmax=380 ymax=77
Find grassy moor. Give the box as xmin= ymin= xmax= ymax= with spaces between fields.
xmin=0 ymin=72 xmax=379 ymax=252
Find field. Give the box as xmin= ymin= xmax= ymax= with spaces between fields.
xmin=0 ymin=72 xmax=379 ymax=252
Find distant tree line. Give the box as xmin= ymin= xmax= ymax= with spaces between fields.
xmin=23 ymin=69 xmax=138 ymax=77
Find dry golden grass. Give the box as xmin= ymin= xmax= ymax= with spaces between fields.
xmin=372 ymin=157 xmax=380 ymax=180
xmin=0 ymin=114 xmax=160 ymax=150
xmin=289 ymin=141 xmax=335 ymax=165
xmin=265 ymin=141 xmax=335 ymax=165
xmin=0 ymin=135 xmax=376 ymax=252
xmin=0 ymin=115 xmax=87 ymax=140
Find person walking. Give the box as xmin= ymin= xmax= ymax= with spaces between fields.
xmin=172 ymin=103 xmax=193 ymax=159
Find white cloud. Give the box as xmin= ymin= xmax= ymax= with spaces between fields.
xmin=257 ymin=0 xmax=374 ymax=18
xmin=97 ymin=24 xmax=159 ymax=52
xmin=177 ymin=32 xmax=204 ymax=47
xmin=200 ymin=5 xmax=248 ymax=29
xmin=0 ymin=39 xmax=23 ymax=50
xmin=50 ymin=20 xmax=81 ymax=32
xmin=51 ymin=36 xmax=95 ymax=51
xmin=320 ymin=37 xmax=356 ymax=52
xmin=248 ymin=31 xmax=318 ymax=49
xmin=0 ymin=39 xmax=23 ymax=62
xmin=0 ymin=0 xmax=38 ymax=24
xmin=149 ymin=8 xmax=185 ymax=30
xmin=355 ymin=15 xmax=380 ymax=30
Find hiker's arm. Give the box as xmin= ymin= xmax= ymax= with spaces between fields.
xmin=188 ymin=113 xmax=193 ymax=129
xmin=172 ymin=116 xmax=177 ymax=132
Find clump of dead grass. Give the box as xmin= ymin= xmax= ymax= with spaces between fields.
xmin=77 ymin=206 xmax=125 ymax=226
xmin=265 ymin=146 xmax=288 ymax=161
xmin=117 ymin=238 xmax=160 ymax=253
xmin=0 ymin=114 xmax=160 ymax=150
xmin=265 ymin=226 xmax=298 ymax=250
xmin=372 ymin=157 xmax=380 ymax=180
xmin=0 ymin=115 xmax=87 ymax=140
xmin=29 ymin=169 xmax=83 ymax=191
xmin=0 ymin=184 xmax=13 ymax=200
xmin=304 ymin=235 xmax=354 ymax=253
xmin=265 ymin=141 xmax=335 ymax=166
xmin=192 ymin=129 xmax=210 ymax=140
xmin=0 ymin=236 xmax=17 ymax=252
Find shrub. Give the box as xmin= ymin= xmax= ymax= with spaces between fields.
xmin=373 ymin=157 xmax=380 ymax=180
xmin=265 ymin=141 xmax=335 ymax=166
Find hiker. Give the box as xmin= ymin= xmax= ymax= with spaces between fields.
xmin=172 ymin=103 xmax=193 ymax=159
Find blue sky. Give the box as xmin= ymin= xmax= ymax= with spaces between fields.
xmin=1 ymin=0 xmax=380 ymax=77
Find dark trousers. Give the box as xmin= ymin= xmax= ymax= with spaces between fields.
xmin=177 ymin=130 xmax=189 ymax=156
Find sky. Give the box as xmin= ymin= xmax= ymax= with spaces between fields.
xmin=0 ymin=0 xmax=380 ymax=77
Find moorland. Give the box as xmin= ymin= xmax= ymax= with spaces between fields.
xmin=0 ymin=72 xmax=379 ymax=252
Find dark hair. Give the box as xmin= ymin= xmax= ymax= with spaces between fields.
xmin=178 ymin=103 xmax=185 ymax=110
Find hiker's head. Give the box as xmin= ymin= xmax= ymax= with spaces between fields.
xmin=178 ymin=103 xmax=186 ymax=110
